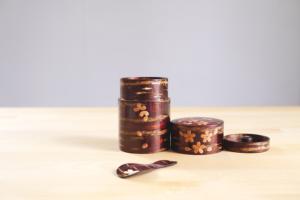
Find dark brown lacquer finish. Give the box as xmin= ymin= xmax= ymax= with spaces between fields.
xmin=120 ymin=77 xmax=168 ymax=100
xmin=116 ymin=160 xmax=177 ymax=178
xmin=119 ymin=77 xmax=170 ymax=153
xmin=223 ymin=134 xmax=270 ymax=153
xmin=171 ymin=117 xmax=224 ymax=155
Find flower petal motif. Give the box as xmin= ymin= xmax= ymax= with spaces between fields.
xmin=133 ymin=103 xmax=149 ymax=121
xmin=207 ymin=146 xmax=213 ymax=152
xmin=139 ymin=110 xmax=149 ymax=117
xmin=213 ymin=128 xmax=219 ymax=135
xmin=196 ymin=121 xmax=208 ymax=126
xmin=133 ymin=103 xmax=146 ymax=112
xmin=201 ymin=130 xmax=213 ymax=143
xmin=192 ymin=142 xmax=206 ymax=154
xmin=179 ymin=131 xmax=184 ymax=136
xmin=142 ymin=143 xmax=149 ymax=149
xmin=218 ymin=127 xmax=224 ymax=134
xmin=213 ymin=127 xmax=223 ymax=135
xmin=184 ymin=147 xmax=192 ymax=152
xmin=140 ymin=105 xmax=146 ymax=110
xmin=179 ymin=119 xmax=209 ymax=126
xmin=180 ymin=130 xmax=196 ymax=143
xmin=139 ymin=110 xmax=149 ymax=121
xmin=136 ymin=131 xmax=143 ymax=137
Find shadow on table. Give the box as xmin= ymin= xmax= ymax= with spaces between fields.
xmin=57 ymin=135 xmax=118 ymax=152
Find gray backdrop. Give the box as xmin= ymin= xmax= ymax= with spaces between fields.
xmin=0 ymin=0 xmax=299 ymax=106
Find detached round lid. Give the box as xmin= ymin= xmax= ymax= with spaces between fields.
xmin=223 ymin=133 xmax=270 ymax=153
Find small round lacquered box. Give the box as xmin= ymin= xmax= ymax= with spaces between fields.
xmin=171 ymin=117 xmax=224 ymax=155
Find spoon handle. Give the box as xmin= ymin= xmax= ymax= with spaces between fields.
xmin=116 ymin=160 xmax=177 ymax=178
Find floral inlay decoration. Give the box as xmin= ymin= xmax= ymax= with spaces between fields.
xmin=192 ymin=142 xmax=206 ymax=154
xmin=206 ymin=146 xmax=213 ymax=152
xmin=201 ymin=130 xmax=213 ymax=143
xmin=213 ymin=126 xmax=223 ymax=135
xmin=136 ymin=131 xmax=143 ymax=137
xmin=133 ymin=103 xmax=149 ymax=121
xmin=179 ymin=130 xmax=196 ymax=143
xmin=142 ymin=143 xmax=149 ymax=149
xmin=177 ymin=119 xmax=209 ymax=126
xmin=184 ymin=147 xmax=192 ymax=152
xmin=133 ymin=103 xmax=146 ymax=112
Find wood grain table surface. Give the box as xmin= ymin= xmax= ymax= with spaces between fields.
xmin=0 ymin=107 xmax=299 ymax=200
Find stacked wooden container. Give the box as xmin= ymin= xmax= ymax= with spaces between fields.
xmin=119 ymin=77 xmax=170 ymax=153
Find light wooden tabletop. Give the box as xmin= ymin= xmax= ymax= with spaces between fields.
xmin=0 ymin=107 xmax=300 ymax=200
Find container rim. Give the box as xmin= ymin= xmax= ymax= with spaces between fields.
xmin=120 ymin=77 xmax=168 ymax=83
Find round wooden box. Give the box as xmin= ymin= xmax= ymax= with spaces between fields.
xmin=171 ymin=117 xmax=224 ymax=155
